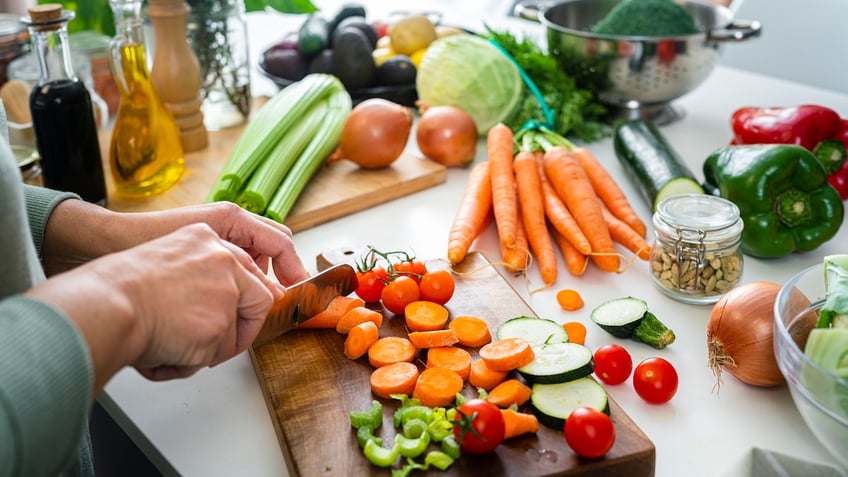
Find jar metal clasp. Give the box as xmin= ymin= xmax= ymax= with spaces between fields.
xmin=673 ymin=227 xmax=706 ymax=292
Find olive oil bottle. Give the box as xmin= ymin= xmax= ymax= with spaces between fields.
xmin=108 ymin=0 xmax=184 ymax=197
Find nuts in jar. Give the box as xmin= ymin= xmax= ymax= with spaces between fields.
xmin=650 ymin=194 xmax=744 ymax=305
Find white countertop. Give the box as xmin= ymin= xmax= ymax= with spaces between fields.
xmin=103 ymin=4 xmax=848 ymax=476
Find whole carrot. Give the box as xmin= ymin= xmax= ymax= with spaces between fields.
xmin=501 ymin=201 xmax=529 ymax=273
xmin=447 ymin=161 xmax=492 ymax=265
xmin=598 ymin=200 xmax=651 ymax=260
xmin=571 ymin=147 xmax=647 ymax=238
xmin=553 ymin=228 xmax=589 ymax=276
xmin=536 ymin=154 xmax=592 ymax=256
xmin=514 ymin=150 xmax=557 ymax=285
xmin=487 ymin=124 xmax=519 ymax=250
xmin=543 ymin=147 xmax=620 ymax=273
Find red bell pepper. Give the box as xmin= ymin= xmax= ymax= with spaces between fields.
xmin=731 ymin=105 xmax=848 ymax=200
xmin=828 ymin=119 xmax=848 ymax=199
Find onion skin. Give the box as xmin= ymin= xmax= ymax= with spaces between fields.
xmin=707 ymin=281 xmax=786 ymax=389
xmin=415 ymin=105 xmax=478 ymax=167
xmin=331 ymin=98 xmax=412 ymax=169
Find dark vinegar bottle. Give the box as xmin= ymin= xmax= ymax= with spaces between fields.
xmin=24 ymin=5 xmax=107 ymax=205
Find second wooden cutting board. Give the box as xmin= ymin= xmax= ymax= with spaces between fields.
xmin=250 ymin=249 xmax=656 ymax=476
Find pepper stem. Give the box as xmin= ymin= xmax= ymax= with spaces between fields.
xmin=776 ymin=189 xmax=813 ymax=228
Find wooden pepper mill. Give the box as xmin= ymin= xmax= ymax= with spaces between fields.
xmin=147 ymin=0 xmax=208 ymax=152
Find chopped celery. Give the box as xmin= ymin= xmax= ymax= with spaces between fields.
xmin=356 ymin=426 xmax=382 ymax=449
xmin=395 ymin=431 xmax=430 ymax=458
xmin=424 ymin=450 xmax=455 ymax=471
xmin=349 ymin=400 xmax=382 ymax=430
xmin=401 ymin=418 xmax=428 ymax=439
xmin=363 ymin=439 xmax=400 ymax=468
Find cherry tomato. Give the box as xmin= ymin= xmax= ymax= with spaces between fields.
xmin=563 ymin=407 xmax=615 ymax=459
xmin=381 ymin=276 xmax=420 ymax=314
xmin=393 ymin=259 xmax=427 ymax=284
xmin=593 ymin=344 xmax=633 ymax=385
xmin=632 ymin=357 xmax=678 ymax=404
xmin=418 ymin=269 xmax=455 ymax=305
xmin=354 ymin=267 xmax=388 ymax=303
xmin=453 ymin=399 xmax=505 ymax=454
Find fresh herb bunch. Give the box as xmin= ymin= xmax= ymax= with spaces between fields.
xmin=484 ymin=27 xmax=609 ymax=143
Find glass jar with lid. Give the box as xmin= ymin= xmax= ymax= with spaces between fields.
xmin=650 ymin=193 xmax=744 ymax=305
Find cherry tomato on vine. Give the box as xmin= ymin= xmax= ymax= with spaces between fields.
xmin=564 ymin=407 xmax=615 ymax=458
xmin=393 ymin=259 xmax=427 ymax=284
xmin=593 ymin=344 xmax=633 ymax=385
xmin=381 ymin=276 xmax=420 ymax=314
xmin=632 ymin=357 xmax=678 ymax=404
xmin=418 ymin=269 xmax=455 ymax=305
xmin=354 ymin=267 xmax=388 ymax=303
xmin=452 ymin=399 xmax=505 ymax=454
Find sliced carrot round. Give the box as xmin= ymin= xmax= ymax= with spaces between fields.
xmin=412 ymin=367 xmax=464 ymax=407
xmin=367 ymin=336 xmax=416 ymax=368
xmin=336 ymin=306 xmax=383 ymax=335
xmin=448 ymin=315 xmax=491 ymax=348
xmin=343 ymin=321 xmax=380 ymax=360
xmin=478 ymin=337 xmax=535 ymax=372
xmin=486 ymin=378 xmax=532 ymax=408
xmin=370 ymin=361 xmax=420 ymax=399
xmin=408 ymin=329 xmax=459 ymax=349
xmin=425 ymin=346 xmax=472 ymax=381
xmin=404 ymin=300 xmax=449 ymax=332
xmin=468 ymin=359 xmax=508 ymax=391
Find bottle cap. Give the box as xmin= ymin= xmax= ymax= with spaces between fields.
xmin=24 ymin=4 xmax=73 ymax=32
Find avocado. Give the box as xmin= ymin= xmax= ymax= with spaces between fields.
xmin=326 ymin=3 xmax=367 ymax=37
xmin=330 ymin=16 xmax=378 ymax=49
xmin=262 ymin=48 xmax=309 ymax=82
xmin=331 ymin=28 xmax=376 ymax=90
xmin=375 ymin=55 xmax=416 ymax=86
xmin=308 ymin=49 xmax=334 ymax=75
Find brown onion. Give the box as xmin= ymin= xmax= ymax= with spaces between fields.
xmin=330 ymin=98 xmax=413 ymax=169
xmin=707 ymin=281 xmax=787 ymax=389
xmin=415 ymin=104 xmax=478 ymax=167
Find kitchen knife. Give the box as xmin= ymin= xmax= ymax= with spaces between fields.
xmin=254 ymin=264 xmax=358 ymax=345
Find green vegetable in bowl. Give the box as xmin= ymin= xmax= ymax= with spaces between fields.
xmin=820 ymin=254 xmax=848 ymax=329
xmin=592 ymin=0 xmax=699 ymax=37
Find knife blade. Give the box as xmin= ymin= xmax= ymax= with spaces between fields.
xmin=254 ymin=264 xmax=358 ymax=345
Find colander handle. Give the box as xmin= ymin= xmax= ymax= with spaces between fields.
xmin=512 ymin=1 xmax=557 ymax=22
xmin=708 ymin=19 xmax=762 ymax=42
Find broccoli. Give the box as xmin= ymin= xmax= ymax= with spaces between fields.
xmin=591 ymin=0 xmax=700 ymax=37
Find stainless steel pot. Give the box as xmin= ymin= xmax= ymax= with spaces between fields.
xmin=515 ymin=0 xmax=761 ymax=123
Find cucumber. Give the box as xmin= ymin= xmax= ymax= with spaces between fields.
xmin=805 ymin=328 xmax=848 ymax=379
xmin=297 ymin=13 xmax=329 ymax=57
xmin=820 ymin=254 xmax=848 ymax=329
xmin=518 ymin=342 xmax=594 ymax=384
xmin=497 ymin=316 xmax=569 ymax=346
xmin=530 ymin=377 xmax=609 ymax=430
xmin=614 ymin=119 xmax=704 ymax=212
xmin=590 ymin=297 xmax=676 ymax=349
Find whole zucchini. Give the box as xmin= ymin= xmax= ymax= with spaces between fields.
xmin=614 ymin=119 xmax=703 ymax=211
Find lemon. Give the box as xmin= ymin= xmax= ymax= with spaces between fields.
xmin=389 ymin=14 xmax=437 ymax=56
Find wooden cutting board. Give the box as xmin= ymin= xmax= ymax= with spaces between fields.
xmin=99 ymin=99 xmax=447 ymax=232
xmin=250 ymin=249 xmax=656 ymax=477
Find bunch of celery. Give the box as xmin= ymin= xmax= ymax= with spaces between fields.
xmin=207 ymin=73 xmax=352 ymax=222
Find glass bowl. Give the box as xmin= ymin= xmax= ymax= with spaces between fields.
xmin=773 ymin=263 xmax=848 ymax=469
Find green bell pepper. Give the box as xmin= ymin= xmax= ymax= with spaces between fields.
xmin=703 ymin=144 xmax=844 ymax=258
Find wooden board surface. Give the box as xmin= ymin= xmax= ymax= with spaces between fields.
xmin=250 ymin=249 xmax=656 ymax=477
xmin=99 ymin=99 xmax=447 ymax=232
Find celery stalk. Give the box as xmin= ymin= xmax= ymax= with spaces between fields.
xmin=265 ymin=87 xmax=352 ymax=223
xmin=206 ymin=74 xmax=339 ymax=202
xmin=236 ymin=100 xmax=328 ymax=214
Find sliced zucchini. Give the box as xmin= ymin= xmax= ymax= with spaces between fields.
xmin=805 ymin=328 xmax=848 ymax=379
xmin=530 ymin=377 xmax=609 ymax=430
xmin=614 ymin=119 xmax=704 ymax=212
xmin=497 ymin=316 xmax=568 ymax=346
xmin=591 ymin=297 xmax=675 ymax=349
xmin=518 ymin=342 xmax=594 ymax=384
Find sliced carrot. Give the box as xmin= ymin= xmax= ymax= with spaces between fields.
xmin=335 ymin=306 xmax=383 ymax=335
xmin=500 ymin=204 xmax=529 ymax=273
xmin=552 ymin=228 xmax=589 ymax=277
xmin=537 ymin=155 xmax=592 ymax=256
xmin=486 ymin=378 xmax=532 ymax=408
xmin=571 ymin=146 xmax=647 ymax=238
xmin=425 ymin=346 xmax=472 ymax=382
xmin=563 ymin=321 xmax=587 ymax=345
xmin=556 ymin=289 xmax=584 ymax=312
xmin=370 ymin=361 xmax=420 ymax=399
xmin=412 ymin=366 xmax=465 ymax=407
xmin=298 ymin=295 xmax=366 ymax=329
xmin=448 ymin=315 xmax=492 ymax=348
xmin=488 ymin=123 xmax=519 ymax=249
xmin=404 ymin=300 xmax=449 ymax=332
xmin=447 ymin=161 xmax=492 ymax=265
xmin=478 ymin=337 xmax=535 ymax=372
xmin=468 ymin=359 xmax=508 ymax=391
xmin=514 ymin=150 xmax=557 ymax=285
xmin=367 ymin=336 xmax=416 ymax=368
xmin=501 ymin=408 xmax=539 ymax=440
xmin=543 ymin=147 xmax=619 ymax=273
xmin=599 ymin=200 xmax=651 ymax=260
xmin=408 ymin=329 xmax=459 ymax=349
xmin=343 ymin=320 xmax=380 ymax=360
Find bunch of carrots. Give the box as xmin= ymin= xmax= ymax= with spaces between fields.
xmin=295 ymin=285 xmax=540 ymax=442
xmin=447 ymin=124 xmax=651 ymax=286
